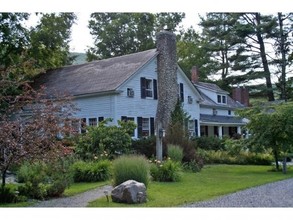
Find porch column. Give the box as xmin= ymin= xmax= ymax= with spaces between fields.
xmin=218 ymin=125 xmax=223 ymax=139
xmin=237 ymin=126 xmax=241 ymax=135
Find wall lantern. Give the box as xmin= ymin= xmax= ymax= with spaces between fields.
xmin=159 ymin=128 xmax=165 ymax=138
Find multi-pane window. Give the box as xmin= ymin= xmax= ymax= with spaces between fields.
xmin=142 ymin=118 xmax=150 ymax=136
xmin=140 ymin=77 xmax=157 ymax=99
xmin=217 ymin=95 xmax=227 ymax=104
xmin=145 ymin=79 xmax=153 ymax=98
xmin=89 ymin=118 xmax=97 ymax=126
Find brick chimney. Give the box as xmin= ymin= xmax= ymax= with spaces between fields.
xmin=191 ymin=66 xmax=199 ymax=83
xmin=232 ymin=86 xmax=249 ymax=107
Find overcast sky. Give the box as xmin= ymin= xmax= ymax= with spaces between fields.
xmin=69 ymin=12 xmax=201 ymax=53
xmin=3 ymin=0 xmax=293 ymax=53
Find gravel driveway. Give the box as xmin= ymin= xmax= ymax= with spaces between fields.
xmin=183 ymin=178 xmax=293 ymax=207
xmin=30 ymin=178 xmax=293 ymax=207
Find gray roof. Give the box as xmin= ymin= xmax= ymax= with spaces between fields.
xmin=200 ymin=114 xmax=246 ymax=125
xmin=195 ymin=82 xmax=228 ymax=94
xmin=198 ymin=90 xmax=244 ymax=109
xmin=193 ymin=82 xmax=244 ymax=109
xmin=33 ymin=49 xmax=158 ymax=97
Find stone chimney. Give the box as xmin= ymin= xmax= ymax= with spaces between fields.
xmin=155 ymin=30 xmax=178 ymax=130
xmin=232 ymin=86 xmax=249 ymax=107
xmin=155 ymin=30 xmax=178 ymax=161
xmin=191 ymin=66 xmax=199 ymax=83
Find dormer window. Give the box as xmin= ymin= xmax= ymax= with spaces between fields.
xmin=217 ymin=94 xmax=227 ymax=104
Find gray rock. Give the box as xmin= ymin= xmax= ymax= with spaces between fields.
xmin=111 ymin=180 xmax=147 ymax=204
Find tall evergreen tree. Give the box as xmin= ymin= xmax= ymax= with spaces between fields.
xmin=87 ymin=12 xmax=185 ymax=61
xmin=177 ymin=27 xmax=215 ymax=82
xmin=232 ymin=13 xmax=277 ymax=101
xmin=198 ymin=13 xmax=242 ymax=91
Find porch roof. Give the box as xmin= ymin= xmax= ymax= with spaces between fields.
xmin=200 ymin=114 xmax=246 ymax=126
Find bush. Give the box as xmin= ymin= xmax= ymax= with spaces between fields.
xmin=202 ymin=150 xmax=273 ymax=165
xmin=195 ymin=136 xmax=225 ymax=151
xmin=75 ymin=119 xmax=136 ymax=160
xmin=112 ymin=155 xmax=149 ymax=187
xmin=150 ymin=159 xmax=182 ymax=182
xmin=71 ymin=160 xmax=112 ymax=182
xmin=16 ymin=157 xmax=74 ymax=200
xmin=167 ymin=144 xmax=183 ymax=163
xmin=0 ymin=185 xmax=24 ymax=203
xmin=131 ymin=136 xmax=157 ymax=158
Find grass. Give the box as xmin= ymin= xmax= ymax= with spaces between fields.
xmin=88 ymin=164 xmax=293 ymax=207
xmin=63 ymin=181 xmax=109 ymax=197
xmin=0 ymin=181 xmax=109 ymax=207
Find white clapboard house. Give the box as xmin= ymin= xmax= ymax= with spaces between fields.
xmin=33 ymin=31 xmax=248 ymax=139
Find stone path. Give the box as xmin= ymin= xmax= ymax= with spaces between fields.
xmin=31 ymin=185 xmax=113 ymax=207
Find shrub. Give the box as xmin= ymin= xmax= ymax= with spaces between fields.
xmin=167 ymin=144 xmax=183 ymax=163
xmin=195 ymin=136 xmax=225 ymax=151
xmin=71 ymin=160 xmax=112 ymax=182
xmin=0 ymin=184 xmax=24 ymax=203
xmin=202 ymin=150 xmax=273 ymax=165
xmin=131 ymin=136 xmax=157 ymax=158
xmin=150 ymin=159 xmax=182 ymax=182
xmin=112 ymin=155 xmax=149 ymax=187
xmin=75 ymin=119 xmax=136 ymax=160
xmin=16 ymin=157 xmax=74 ymax=200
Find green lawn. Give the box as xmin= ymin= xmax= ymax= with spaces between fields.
xmin=63 ymin=181 xmax=109 ymax=197
xmin=88 ymin=164 xmax=293 ymax=207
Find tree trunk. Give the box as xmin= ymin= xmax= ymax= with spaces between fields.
xmin=282 ymin=156 xmax=287 ymax=174
xmin=255 ymin=13 xmax=275 ymax=101
xmin=277 ymin=13 xmax=287 ymax=101
xmin=273 ymin=149 xmax=279 ymax=171
xmin=1 ymin=170 xmax=6 ymax=189
xmin=156 ymin=122 xmax=163 ymax=162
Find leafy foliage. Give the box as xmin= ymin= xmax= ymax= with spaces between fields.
xmin=0 ymin=85 xmax=78 ymax=188
xmin=87 ymin=12 xmax=185 ymax=60
xmin=167 ymin=144 xmax=183 ymax=163
xmin=75 ymin=119 xmax=136 ymax=160
xmin=150 ymin=158 xmax=182 ymax=182
xmin=112 ymin=155 xmax=149 ymax=187
xmin=238 ymin=102 xmax=293 ymax=170
xmin=71 ymin=160 xmax=112 ymax=182
xmin=28 ymin=13 xmax=77 ymax=69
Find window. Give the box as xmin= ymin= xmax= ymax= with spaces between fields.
xmin=137 ymin=117 xmax=155 ymax=138
xmin=217 ymin=95 xmax=221 ymax=103
xmin=217 ymin=95 xmax=227 ymax=104
xmin=89 ymin=118 xmax=97 ymax=126
xmin=145 ymin=79 xmax=153 ymax=97
xmin=81 ymin=118 xmax=86 ymax=133
xmin=222 ymin=95 xmax=226 ymax=104
xmin=179 ymin=83 xmax=184 ymax=102
xmin=228 ymin=110 xmax=231 ymax=115
xmin=140 ymin=77 xmax=157 ymax=99
xmin=142 ymin=118 xmax=150 ymax=136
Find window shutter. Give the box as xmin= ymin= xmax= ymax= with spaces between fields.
xmin=153 ymin=79 xmax=158 ymax=100
xmin=137 ymin=117 xmax=143 ymax=138
xmin=194 ymin=119 xmax=198 ymax=137
xmin=150 ymin=117 xmax=155 ymax=135
xmin=180 ymin=83 xmax=184 ymax=102
xmin=140 ymin=77 xmax=146 ymax=99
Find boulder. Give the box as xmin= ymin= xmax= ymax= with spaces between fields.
xmin=111 ymin=180 xmax=147 ymax=204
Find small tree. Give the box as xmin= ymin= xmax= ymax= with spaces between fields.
xmin=238 ymin=102 xmax=293 ymax=172
xmin=75 ymin=119 xmax=136 ymax=160
xmin=0 ymin=85 xmax=77 ymax=188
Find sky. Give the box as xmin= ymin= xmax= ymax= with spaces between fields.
xmin=69 ymin=12 xmax=201 ymax=53
xmin=3 ymin=0 xmax=293 ymax=54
